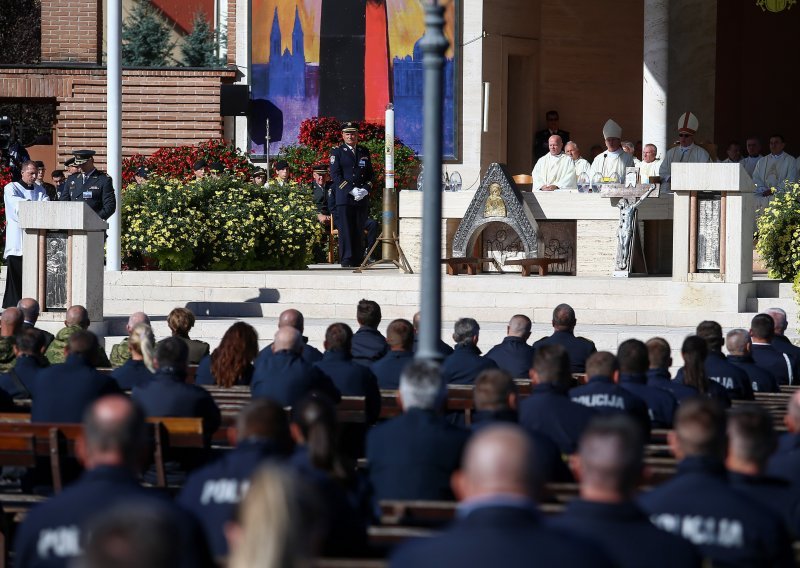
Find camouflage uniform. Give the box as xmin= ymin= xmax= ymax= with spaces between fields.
xmin=45 ymin=325 xmax=112 ymax=367
xmin=109 ymin=338 xmax=131 ymax=368
xmin=0 ymin=336 xmax=16 ymax=373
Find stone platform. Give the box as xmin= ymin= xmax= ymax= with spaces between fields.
xmin=3 ymin=265 xmax=796 ymax=373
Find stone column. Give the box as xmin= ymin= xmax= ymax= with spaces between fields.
xmin=642 ymin=0 xmax=668 ymax=159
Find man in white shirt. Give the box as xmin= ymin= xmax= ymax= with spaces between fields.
xmin=565 ymin=141 xmax=592 ymax=181
xmin=531 ymin=135 xmax=576 ymax=191
xmin=752 ymin=135 xmax=797 ymax=196
xmin=3 ymin=161 xmax=49 ymax=308
xmin=741 ymin=137 xmax=762 ymax=178
xmin=589 ymin=119 xmax=634 ymax=184
xmin=721 ymin=141 xmax=742 ymax=164
xmin=658 ymin=111 xmax=711 ymax=191
xmin=638 ymin=144 xmax=662 ymax=183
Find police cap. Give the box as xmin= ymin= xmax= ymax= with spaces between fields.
xmin=273 ymin=159 xmax=289 ymax=171
xmin=71 ymin=149 xmax=96 ymax=165
xmin=341 ymin=121 xmax=359 ymax=133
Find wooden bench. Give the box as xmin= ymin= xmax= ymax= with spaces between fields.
xmin=504 ymin=257 xmax=566 ymax=276
xmin=440 ymin=257 xmax=503 ymax=275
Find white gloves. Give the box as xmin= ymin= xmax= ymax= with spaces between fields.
xmin=349 ymin=187 xmax=369 ymax=201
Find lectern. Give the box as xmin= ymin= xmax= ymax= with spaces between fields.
xmin=18 ymin=202 xmax=107 ymax=322
xmin=671 ymin=163 xmax=755 ymax=309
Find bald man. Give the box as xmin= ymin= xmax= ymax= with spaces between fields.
xmin=251 ymin=327 xmax=339 ymax=406
xmin=0 ymin=306 xmax=24 ymax=372
xmin=15 ymin=395 xmax=214 ymax=568
xmin=553 ymin=415 xmax=702 ymax=567
xmin=18 ymin=297 xmax=54 ymax=348
xmin=45 ymin=304 xmax=111 ymax=367
xmin=484 ymin=315 xmax=536 ymax=378
xmin=110 ymin=311 xmax=151 ymax=368
xmin=390 ymin=424 xmax=612 ymax=568
xmin=532 ymin=303 xmax=596 ymax=374
xmin=725 ymin=328 xmax=779 ymax=393
xmin=531 ymin=135 xmax=576 ymax=191
xmin=255 ymin=308 xmax=323 ymax=367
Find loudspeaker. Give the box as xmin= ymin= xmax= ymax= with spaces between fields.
xmin=220 ymin=85 xmax=250 ymax=116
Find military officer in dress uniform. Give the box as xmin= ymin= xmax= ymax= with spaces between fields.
xmin=329 ymin=122 xmax=374 ymax=267
xmin=61 ymin=149 xmax=116 ymax=220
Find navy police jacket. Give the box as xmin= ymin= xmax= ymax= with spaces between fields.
xmin=110 ymin=358 xmax=153 ymax=390
xmin=671 ymin=371 xmax=732 ymax=407
xmin=646 ymin=368 xmax=701 ymax=402
xmin=569 ymin=375 xmax=651 ymax=437
xmin=751 ymin=342 xmax=794 ymax=385
xmin=639 ymin=456 xmax=795 ymax=568
xmin=768 ymin=433 xmax=800 ymax=483
xmin=729 ymin=471 xmax=800 ymax=538
xmin=727 ymin=354 xmax=780 ymax=393
xmin=773 ymin=335 xmax=800 ymax=382
xmin=441 ymin=343 xmax=498 ymax=385
xmin=371 ymin=350 xmax=414 ymax=390
xmin=412 ymin=335 xmax=454 ymax=358
xmin=484 ymin=336 xmax=536 ymax=378
xmin=31 ymin=354 xmax=120 ymax=423
xmin=551 ymin=499 xmax=703 ymax=568
xmin=0 ymin=354 xmax=43 ymax=399
xmin=704 ymin=350 xmax=755 ymax=400
xmin=619 ymin=372 xmax=677 ymax=428
xmin=366 ymin=408 xmax=469 ymax=501
xmin=518 ymin=382 xmax=596 ymax=454
xmin=532 ymin=330 xmax=596 ymax=373
xmin=177 ymin=439 xmax=287 ymax=557
xmin=329 ymin=143 xmax=374 ymax=206
xmin=255 ymin=338 xmax=323 ymax=367
xmin=61 ymin=169 xmax=116 ymax=220
xmin=351 ymin=326 xmax=388 ymax=367
xmin=251 ymin=350 xmax=340 ymax=407
xmin=314 ymin=350 xmax=381 ymax=423
xmin=13 ymin=465 xmax=213 ymax=568
xmin=390 ymin=502 xmax=614 ymax=568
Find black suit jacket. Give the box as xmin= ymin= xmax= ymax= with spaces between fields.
xmin=329 ymin=143 xmax=374 ymax=207
xmin=61 ymin=169 xmax=116 ymax=220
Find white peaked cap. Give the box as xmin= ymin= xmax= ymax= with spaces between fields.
xmin=602 ymin=119 xmax=622 ymax=139
xmin=677 ymin=112 xmax=699 ymax=134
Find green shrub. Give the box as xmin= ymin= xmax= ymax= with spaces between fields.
xmin=755 ymin=181 xmax=800 ymax=281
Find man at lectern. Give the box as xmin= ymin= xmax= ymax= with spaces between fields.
xmin=3 ymin=161 xmax=49 ymax=308
xmin=60 ymin=149 xmax=116 ymax=220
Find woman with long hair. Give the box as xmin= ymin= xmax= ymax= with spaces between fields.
xmin=110 ymin=323 xmax=155 ymax=390
xmin=680 ymin=335 xmax=731 ymax=406
xmin=195 ymin=322 xmax=258 ymax=387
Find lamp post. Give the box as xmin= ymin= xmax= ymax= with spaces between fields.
xmin=416 ymin=0 xmax=449 ymax=362
xmin=106 ymin=0 xmax=122 ymax=271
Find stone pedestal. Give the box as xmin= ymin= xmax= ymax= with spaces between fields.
xmin=19 ymin=202 xmax=108 ymax=322
xmin=671 ymin=162 xmax=755 ymax=309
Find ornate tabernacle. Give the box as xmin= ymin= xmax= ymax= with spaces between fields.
xmin=451 ymin=163 xmax=539 ymax=260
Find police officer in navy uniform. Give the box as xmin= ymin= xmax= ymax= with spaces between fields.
xmin=14 ymin=395 xmax=214 ymax=568
xmin=329 ymin=122 xmax=373 ymax=267
xmin=371 ymin=319 xmax=415 ymax=390
xmin=639 ymin=397 xmax=794 ymax=567
xmin=569 ymin=352 xmax=651 ymax=438
xmin=518 ymin=344 xmax=596 ymax=455
xmin=60 ymin=149 xmax=116 ymax=220
xmin=768 ymin=390 xmax=800 ymax=481
xmin=617 ymin=339 xmax=677 ymax=429
xmin=255 ymin=309 xmax=323 ymax=366
xmin=351 ymin=299 xmax=388 ymax=366
xmin=645 ymin=337 xmax=702 ymax=402
xmin=692 ymin=320 xmax=754 ymax=400
xmin=532 ymin=304 xmax=596 ymax=374
xmin=313 ymin=323 xmax=381 ymax=424
xmin=484 ymin=315 xmax=536 ymax=379
xmin=750 ymin=314 xmax=795 ymax=386
xmin=177 ymin=399 xmax=293 ymax=558
xmin=725 ymin=328 xmax=779 ymax=393
xmin=390 ymin=424 xmax=612 ymax=568
xmin=441 ymin=318 xmax=498 ymax=385
xmin=553 ymin=415 xmax=702 ymax=568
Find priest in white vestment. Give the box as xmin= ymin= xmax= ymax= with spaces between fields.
xmin=658 ymin=111 xmax=711 ymax=191
xmin=565 ymin=141 xmax=592 ymax=181
xmin=531 ymin=135 xmax=576 ymax=191
xmin=590 ymin=119 xmax=634 ymax=184
xmin=752 ymin=136 xmax=797 ymax=214
xmin=741 ymin=137 xmax=763 ymax=178
xmin=638 ymin=143 xmax=662 ymax=183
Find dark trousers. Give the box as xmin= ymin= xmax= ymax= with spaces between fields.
xmin=2 ymin=255 xmax=22 ymax=308
xmin=336 ymin=202 xmax=368 ymax=266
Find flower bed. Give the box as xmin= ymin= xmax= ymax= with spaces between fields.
xmin=755 ymin=181 xmax=800 ymax=281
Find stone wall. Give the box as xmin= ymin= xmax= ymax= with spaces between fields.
xmin=41 ymin=0 xmax=101 ymax=64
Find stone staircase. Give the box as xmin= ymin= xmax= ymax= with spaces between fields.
xmin=3 ymin=266 xmax=796 ymax=372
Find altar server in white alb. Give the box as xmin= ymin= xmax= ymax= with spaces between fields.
xmin=590 ymin=119 xmax=634 ymax=183
xmin=3 ymin=161 xmax=49 ymax=308
xmin=658 ymin=112 xmax=711 ymax=191
xmin=565 ymin=141 xmax=592 ymax=181
xmin=531 ymin=135 xmax=576 ymax=191
xmin=752 ymin=135 xmax=797 ymax=197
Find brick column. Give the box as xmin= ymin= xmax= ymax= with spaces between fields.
xmin=40 ymin=0 xmax=101 ymax=64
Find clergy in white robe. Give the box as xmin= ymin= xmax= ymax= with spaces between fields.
xmin=531 ymin=135 xmax=576 ymax=190
xmin=564 ymin=141 xmax=591 ymax=181
xmin=639 ymin=158 xmax=662 ymax=183
xmin=658 ymin=112 xmax=712 ymax=191
xmin=589 ymin=119 xmax=633 ymax=184
xmin=752 ymin=151 xmax=797 ymax=195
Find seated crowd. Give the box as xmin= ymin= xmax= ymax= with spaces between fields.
xmin=0 ymin=296 xmax=799 ymax=567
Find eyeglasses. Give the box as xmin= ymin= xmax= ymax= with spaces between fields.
xmin=678 ymin=133 xmax=692 ymax=138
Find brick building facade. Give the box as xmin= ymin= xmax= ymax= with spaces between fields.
xmin=1 ymin=0 xmax=238 ymax=171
